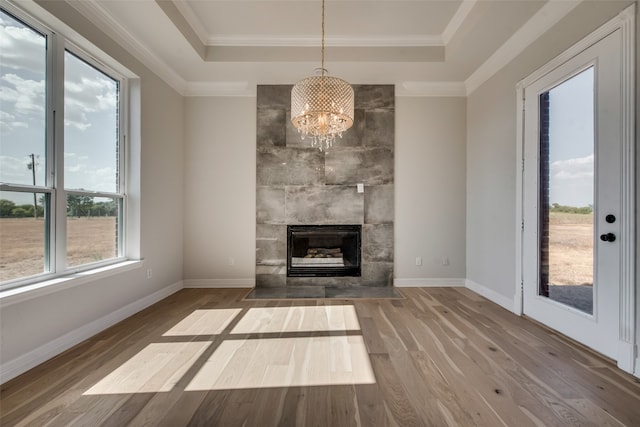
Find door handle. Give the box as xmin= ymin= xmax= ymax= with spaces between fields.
xmin=600 ymin=233 xmax=616 ymax=242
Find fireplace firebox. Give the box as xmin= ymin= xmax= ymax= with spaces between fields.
xmin=287 ymin=225 xmax=361 ymax=277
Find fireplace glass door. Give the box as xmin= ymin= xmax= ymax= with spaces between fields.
xmin=287 ymin=225 xmax=361 ymax=277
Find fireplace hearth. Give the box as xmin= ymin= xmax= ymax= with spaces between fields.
xmin=287 ymin=225 xmax=361 ymax=277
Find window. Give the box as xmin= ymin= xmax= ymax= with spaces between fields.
xmin=0 ymin=5 xmax=129 ymax=289
xmin=537 ymin=68 xmax=594 ymax=314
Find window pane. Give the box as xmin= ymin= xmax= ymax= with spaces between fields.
xmin=0 ymin=10 xmax=47 ymax=186
xmin=64 ymin=51 xmax=119 ymax=192
xmin=0 ymin=191 xmax=49 ymax=282
xmin=539 ymin=67 xmax=594 ymax=314
xmin=66 ymin=195 xmax=121 ymax=267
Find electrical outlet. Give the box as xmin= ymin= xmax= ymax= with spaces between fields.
xmin=415 ymin=257 xmax=422 ymax=266
xmin=229 ymin=257 xmax=235 ymax=266
xmin=442 ymin=256 xmax=450 ymax=266
xmin=147 ymin=268 xmax=152 ymax=279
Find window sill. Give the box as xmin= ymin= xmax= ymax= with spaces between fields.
xmin=0 ymin=260 xmax=144 ymax=308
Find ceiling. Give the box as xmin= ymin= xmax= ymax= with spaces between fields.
xmin=64 ymin=0 xmax=584 ymax=96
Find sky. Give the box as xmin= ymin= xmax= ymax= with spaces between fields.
xmin=548 ymin=67 xmax=594 ymax=208
xmin=0 ymin=10 xmax=118 ymax=205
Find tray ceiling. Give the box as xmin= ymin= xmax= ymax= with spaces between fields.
xmin=63 ymin=0 xmax=584 ymax=95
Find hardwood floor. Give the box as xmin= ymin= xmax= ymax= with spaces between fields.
xmin=2 ymin=287 xmax=640 ymax=426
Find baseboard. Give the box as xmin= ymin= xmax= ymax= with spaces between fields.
xmin=183 ymin=278 xmax=255 ymax=288
xmin=617 ymin=340 xmax=637 ymax=376
xmin=0 ymin=280 xmax=183 ymax=384
xmin=394 ymin=278 xmax=466 ymax=287
xmin=465 ymin=279 xmax=516 ymax=314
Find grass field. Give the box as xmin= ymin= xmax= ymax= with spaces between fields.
xmin=0 ymin=213 xmax=595 ymax=285
xmin=0 ymin=217 xmax=117 ymax=282
xmin=548 ymin=212 xmax=593 ymax=286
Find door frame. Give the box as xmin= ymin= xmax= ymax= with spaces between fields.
xmin=515 ymin=5 xmax=636 ymax=374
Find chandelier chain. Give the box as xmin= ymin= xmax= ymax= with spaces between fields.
xmin=321 ymin=0 xmax=325 ymax=79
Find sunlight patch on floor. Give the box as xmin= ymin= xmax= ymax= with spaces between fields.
xmin=231 ymin=305 xmax=361 ymax=334
xmin=163 ymin=308 xmax=242 ymax=336
xmin=185 ymin=335 xmax=375 ymax=390
xmin=83 ymin=342 xmax=210 ymax=395
xmin=84 ymin=305 xmax=375 ymax=395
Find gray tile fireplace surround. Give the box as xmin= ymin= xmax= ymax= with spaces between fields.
xmin=256 ymin=84 xmax=394 ymax=289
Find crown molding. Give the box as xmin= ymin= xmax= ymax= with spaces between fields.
xmin=170 ymin=0 xmax=208 ymax=45
xmin=441 ymin=0 xmax=476 ymax=45
xmin=184 ymin=81 xmax=254 ymax=97
xmin=465 ymin=0 xmax=582 ymax=95
xmin=66 ymin=0 xmax=187 ymax=95
xmin=517 ymin=2 xmax=632 ymax=90
xmin=183 ymin=80 xmax=468 ymax=98
xmin=205 ymin=35 xmax=443 ymax=48
xmin=399 ymin=81 xmax=467 ymax=97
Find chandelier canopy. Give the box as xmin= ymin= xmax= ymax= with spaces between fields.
xmin=291 ymin=0 xmax=354 ymax=151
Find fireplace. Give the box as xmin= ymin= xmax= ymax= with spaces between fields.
xmin=256 ymin=85 xmax=394 ymax=288
xmin=287 ymin=225 xmax=361 ymax=277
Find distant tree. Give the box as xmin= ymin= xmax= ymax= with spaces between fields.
xmin=0 ymin=199 xmax=16 ymax=217
xmin=0 ymin=200 xmax=45 ymax=218
xmin=67 ymin=195 xmax=94 ymax=217
xmin=11 ymin=207 xmax=32 ymax=217
xmin=89 ymin=200 xmax=118 ymax=216
xmin=103 ymin=200 xmax=117 ymax=216
xmin=550 ymin=203 xmax=593 ymax=214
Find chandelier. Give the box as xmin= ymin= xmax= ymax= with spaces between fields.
xmin=291 ymin=0 xmax=354 ymax=151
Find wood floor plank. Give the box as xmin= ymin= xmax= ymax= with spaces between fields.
xmin=358 ymin=316 xmax=388 ymax=355
xmin=186 ymin=390 xmax=230 ymax=426
xmin=369 ymin=353 xmax=421 ymax=426
xmin=354 ymin=383 xmax=390 ymax=427
xmin=328 ymin=385 xmax=359 ymax=427
xmin=97 ymin=393 xmax=155 ymax=427
xmin=2 ymin=288 xmax=640 ymax=426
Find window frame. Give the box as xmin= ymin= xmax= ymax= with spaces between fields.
xmin=0 ymin=2 xmax=134 ymax=291
xmin=60 ymin=41 xmax=128 ymax=272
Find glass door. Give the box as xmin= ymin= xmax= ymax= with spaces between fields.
xmin=522 ymin=31 xmax=621 ymax=360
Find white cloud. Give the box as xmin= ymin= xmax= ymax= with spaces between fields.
xmin=550 ymin=154 xmax=594 ymax=207
xmin=1 ymin=13 xmax=116 ymax=133
xmin=64 ymin=110 xmax=92 ymax=131
xmin=0 ymin=17 xmax=46 ymax=75
xmin=551 ymin=154 xmax=594 ymax=180
xmin=64 ymin=152 xmax=89 ymax=161
xmin=64 ymin=154 xmax=116 ymax=192
xmin=0 ymin=73 xmax=45 ymax=116
xmin=0 ymin=110 xmax=27 ymax=131
xmin=0 ymin=155 xmax=38 ymax=184
xmin=64 ymin=54 xmax=117 ymax=131
xmin=0 ymin=16 xmax=46 ymax=136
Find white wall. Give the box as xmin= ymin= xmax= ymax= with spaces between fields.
xmin=0 ymin=1 xmax=184 ymax=379
xmin=183 ymin=97 xmax=256 ymax=286
xmin=395 ymin=97 xmax=467 ymax=284
xmin=466 ymin=1 xmax=635 ymax=304
xmin=181 ymin=96 xmax=468 ymax=286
